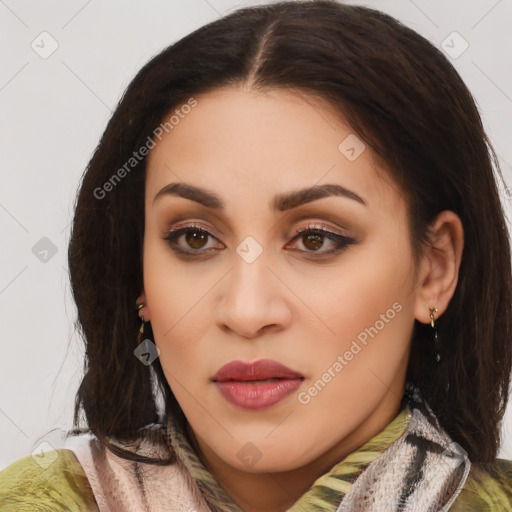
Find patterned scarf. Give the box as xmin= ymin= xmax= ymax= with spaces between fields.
xmin=165 ymin=382 xmax=471 ymax=511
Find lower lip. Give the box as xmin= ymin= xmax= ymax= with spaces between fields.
xmin=214 ymin=379 xmax=303 ymax=410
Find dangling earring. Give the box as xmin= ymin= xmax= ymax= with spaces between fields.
xmin=134 ymin=303 xmax=159 ymax=366
xmin=429 ymin=306 xmax=440 ymax=362
xmin=137 ymin=303 xmax=145 ymax=344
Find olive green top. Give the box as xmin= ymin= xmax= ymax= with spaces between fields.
xmin=1 ymin=404 xmax=511 ymax=511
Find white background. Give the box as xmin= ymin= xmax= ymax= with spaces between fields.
xmin=1 ymin=0 xmax=512 ymax=470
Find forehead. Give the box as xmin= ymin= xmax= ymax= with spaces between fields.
xmin=145 ymin=86 xmax=401 ymax=215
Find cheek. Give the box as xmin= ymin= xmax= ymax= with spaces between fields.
xmin=305 ymin=250 xmax=411 ymax=339
xmin=299 ymin=234 xmax=415 ymax=377
xmin=142 ymin=240 xmax=205 ymax=375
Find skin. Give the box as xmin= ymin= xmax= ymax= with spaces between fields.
xmin=136 ymin=86 xmax=464 ymax=512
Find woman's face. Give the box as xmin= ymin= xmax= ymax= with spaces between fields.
xmin=141 ymin=86 xmax=425 ymax=473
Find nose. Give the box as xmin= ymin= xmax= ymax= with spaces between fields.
xmin=214 ymin=255 xmax=292 ymax=340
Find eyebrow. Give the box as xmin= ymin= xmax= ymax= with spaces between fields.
xmin=152 ymin=182 xmax=367 ymax=211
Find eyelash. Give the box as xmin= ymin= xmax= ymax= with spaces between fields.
xmin=161 ymin=222 xmax=356 ymax=259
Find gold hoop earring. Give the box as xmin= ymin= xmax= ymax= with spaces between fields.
xmin=429 ymin=306 xmax=440 ymax=362
xmin=134 ymin=303 xmax=159 ymax=366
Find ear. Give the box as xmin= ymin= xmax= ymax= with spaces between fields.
xmin=136 ymin=290 xmax=151 ymax=322
xmin=413 ymin=210 xmax=464 ymax=324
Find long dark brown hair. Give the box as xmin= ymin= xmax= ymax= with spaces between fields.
xmin=67 ymin=0 xmax=512 ymax=467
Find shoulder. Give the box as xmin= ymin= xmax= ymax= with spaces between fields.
xmin=450 ymin=458 xmax=512 ymax=511
xmin=0 ymin=448 xmax=99 ymax=511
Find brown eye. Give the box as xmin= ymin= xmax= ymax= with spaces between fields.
xmin=301 ymin=233 xmax=324 ymax=251
xmin=287 ymin=224 xmax=356 ymax=256
xmin=184 ymin=229 xmax=209 ymax=249
xmin=163 ymin=224 xmax=223 ymax=255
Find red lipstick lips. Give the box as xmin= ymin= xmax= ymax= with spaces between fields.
xmin=212 ymin=359 xmax=304 ymax=410
xmin=213 ymin=358 xmax=304 ymax=381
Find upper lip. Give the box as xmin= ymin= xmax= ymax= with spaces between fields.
xmin=212 ymin=358 xmax=304 ymax=382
